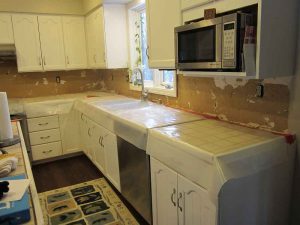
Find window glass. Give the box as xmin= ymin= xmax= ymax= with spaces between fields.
xmin=140 ymin=11 xmax=153 ymax=81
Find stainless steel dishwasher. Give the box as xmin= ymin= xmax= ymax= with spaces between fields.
xmin=117 ymin=137 xmax=152 ymax=224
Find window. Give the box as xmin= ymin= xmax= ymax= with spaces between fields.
xmin=128 ymin=2 xmax=177 ymax=97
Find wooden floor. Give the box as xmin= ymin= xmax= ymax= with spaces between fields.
xmin=32 ymin=154 xmax=149 ymax=225
xmin=32 ymin=155 xmax=103 ymax=193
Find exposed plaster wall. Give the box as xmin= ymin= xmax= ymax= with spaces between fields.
xmin=0 ymin=0 xmax=84 ymax=15
xmin=99 ymin=69 xmax=290 ymax=133
xmin=0 ymin=61 xmax=103 ymax=98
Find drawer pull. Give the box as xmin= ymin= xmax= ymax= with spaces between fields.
xmin=40 ymin=136 xmax=51 ymax=140
xmin=42 ymin=150 xmax=53 ymax=154
xmin=38 ymin=122 xmax=49 ymax=126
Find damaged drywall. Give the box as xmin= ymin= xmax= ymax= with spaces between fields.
xmin=0 ymin=61 xmax=103 ymax=98
xmin=99 ymin=69 xmax=290 ymax=133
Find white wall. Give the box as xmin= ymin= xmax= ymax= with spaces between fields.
xmin=288 ymin=3 xmax=300 ymax=224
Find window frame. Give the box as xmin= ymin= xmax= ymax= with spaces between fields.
xmin=127 ymin=1 xmax=177 ymax=98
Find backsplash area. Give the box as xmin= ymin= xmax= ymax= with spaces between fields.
xmin=0 ymin=60 xmax=290 ymax=132
xmin=0 ymin=61 xmax=103 ymax=98
xmin=99 ymin=69 xmax=291 ymax=133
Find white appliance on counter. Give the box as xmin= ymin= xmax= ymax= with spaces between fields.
xmin=147 ymin=120 xmax=295 ymax=225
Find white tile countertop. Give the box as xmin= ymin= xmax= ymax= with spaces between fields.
xmin=74 ymin=95 xmax=203 ymax=150
xmin=8 ymin=91 xmax=115 ymax=116
xmin=147 ymin=119 xmax=296 ymax=204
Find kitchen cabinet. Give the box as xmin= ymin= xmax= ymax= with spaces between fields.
xmin=59 ymin=109 xmax=81 ymax=155
xmin=78 ymin=113 xmax=121 ymax=191
xmin=12 ymin=14 xmax=43 ymax=72
xmin=91 ymin=120 xmax=106 ymax=173
xmin=151 ymin=157 xmax=216 ymax=225
xmin=38 ymin=15 xmax=66 ymax=71
xmin=62 ymin=16 xmax=87 ymax=70
xmin=181 ymin=0 xmax=214 ymax=10
xmin=102 ymin=127 xmax=120 ymax=191
xmin=85 ymin=5 xmax=128 ymax=69
xmin=0 ymin=13 xmax=14 ymax=44
xmin=85 ymin=7 xmax=106 ymax=68
xmin=27 ymin=115 xmax=63 ymax=161
xmin=146 ymin=0 xmax=181 ymax=69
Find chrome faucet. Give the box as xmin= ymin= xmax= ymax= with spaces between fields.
xmin=133 ymin=68 xmax=148 ymax=102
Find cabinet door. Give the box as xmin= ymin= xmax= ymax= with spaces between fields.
xmin=181 ymin=0 xmax=214 ymax=10
xmin=85 ymin=7 xmax=106 ymax=69
xmin=62 ymin=16 xmax=87 ymax=69
xmin=0 ymin=13 xmax=14 ymax=44
xmin=151 ymin=158 xmax=178 ymax=225
xmin=12 ymin=14 xmax=43 ymax=72
xmin=92 ymin=123 xmax=106 ymax=174
xmin=86 ymin=118 xmax=97 ymax=161
xmin=38 ymin=15 xmax=66 ymax=71
xmin=103 ymin=127 xmax=120 ymax=191
xmin=146 ymin=0 xmax=181 ymax=69
xmin=59 ymin=109 xmax=81 ymax=155
xmin=79 ymin=113 xmax=89 ymax=155
xmin=178 ymin=175 xmax=217 ymax=225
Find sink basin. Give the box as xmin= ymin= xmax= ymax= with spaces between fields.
xmin=93 ymin=99 xmax=152 ymax=112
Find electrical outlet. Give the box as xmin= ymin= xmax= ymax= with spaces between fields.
xmin=256 ymin=84 xmax=264 ymax=98
xmin=56 ymin=76 xmax=61 ymax=84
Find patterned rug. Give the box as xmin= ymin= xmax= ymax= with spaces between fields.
xmin=39 ymin=178 xmax=139 ymax=225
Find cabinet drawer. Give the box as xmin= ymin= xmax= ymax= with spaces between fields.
xmin=28 ymin=115 xmax=59 ymax=132
xmin=29 ymin=128 xmax=61 ymax=145
xmin=32 ymin=141 xmax=62 ymax=161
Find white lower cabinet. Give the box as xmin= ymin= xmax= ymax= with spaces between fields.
xmin=102 ymin=128 xmax=120 ymax=191
xmin=59 ymin=110 xmax=81 ymax=154
xmin=151 ymin=157 xmax=217 ymax=225
xmin=79 ymin=113 xmax=121 ymax=191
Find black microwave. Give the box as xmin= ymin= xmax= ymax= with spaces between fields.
xmin=175 ymin=12 xmax=252 ymax=71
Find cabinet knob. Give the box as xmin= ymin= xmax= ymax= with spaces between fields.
xmin=66 ymin=56 xmax=70 ymax=64
xmin=38 ymin=57 xmax=42 ymax=66
xmin=93 ymin=54 xmax=96 ymax=63
xmin=43 ymin=56 xmax=46 ymax=65
xmin=171 ymin=188 xmax=177 ymax=207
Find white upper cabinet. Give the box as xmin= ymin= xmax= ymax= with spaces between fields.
xmin=62 ymin=16 xmax=87 ymax=70
xmin=0 ymin=13 xmax=14 ymax=44
xmin=85 ymin=5 xmax=128 ymax=69
xmin=146 ymin=0 xmax=181 ymax=69
xmin=12 ymin=14 xmax=43 ymax=72
xmin=85 ymin=7 xmax=106 ymax=68
xmin=38 ymin=15 xmax=66 ymax=71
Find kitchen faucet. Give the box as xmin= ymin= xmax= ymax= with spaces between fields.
xmin=133 ymin=68 xmax=148 ymax=102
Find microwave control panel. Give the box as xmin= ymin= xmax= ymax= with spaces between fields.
xmin=223 ymin=22 xmax=236 ymax=68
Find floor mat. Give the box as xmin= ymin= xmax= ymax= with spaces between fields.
xmin=39 ymin=178 xmax=139 ymax=225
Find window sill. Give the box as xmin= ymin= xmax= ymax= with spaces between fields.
xmin=147 ymin=87 xmax=177 ymax=97
xmin=129 ymin=84 xmax=177 ymax=97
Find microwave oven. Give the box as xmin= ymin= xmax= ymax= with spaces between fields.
xmin=175 ymin=12 xmax=252 ymax=71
